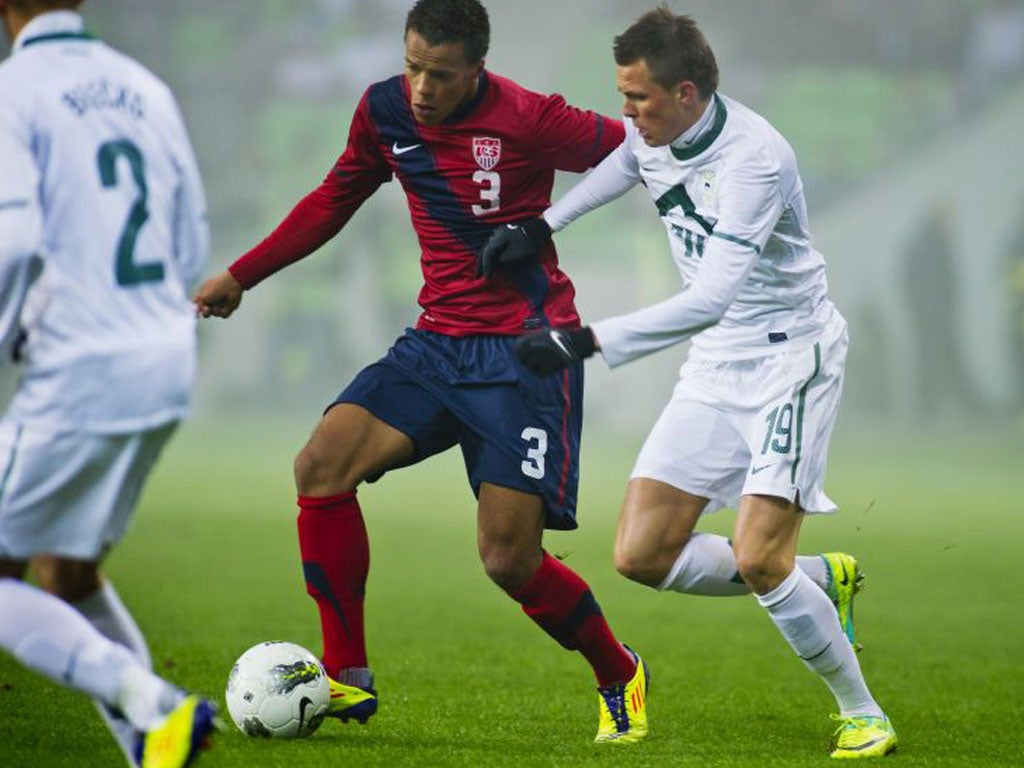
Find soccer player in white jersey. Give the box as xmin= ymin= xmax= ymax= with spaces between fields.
xmin=0 ymin=2 xmax=215 ymax=766
xmin=482 ymin=8 xmax=897 ymax=759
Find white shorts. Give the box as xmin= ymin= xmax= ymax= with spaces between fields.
xmin=631 ymin=317 xmax=848 ymax=515
xmin=0 ymin=420 xmax=178 ymax=560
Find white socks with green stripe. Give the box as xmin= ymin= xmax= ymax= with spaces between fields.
xmin=657 ymin=532 xmax=829 ymax=596
xmin=0 ymin=578 xmax=179 ymax=730
xmin=757 ymin=568 xmax=882 ymax=718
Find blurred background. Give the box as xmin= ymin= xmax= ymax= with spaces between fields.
xmin=6 ymin=0 xmax=1024 ymax=439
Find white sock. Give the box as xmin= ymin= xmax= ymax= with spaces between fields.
xmin=657 ymin=532 xmax=750 ymax=595
xmin=756 ymin=568 xmax=882 ymax=718
xmin=658 ymin=533 xmax=834 ymax=595
xmin=74 ymin=580 xmax=151 ymax=669
xmin=796 ymin=555 xmax=829 ymax=590
xmin=74 ymin=581 xmax=153 ymax=762
xmin=0 ymin=578 xmax=178 ymax=730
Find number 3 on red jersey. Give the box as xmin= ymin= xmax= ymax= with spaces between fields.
xmin=472 ymin=170 xmax=500 ymax=216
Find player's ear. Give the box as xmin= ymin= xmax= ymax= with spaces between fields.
xmin=675 ymin=80 xmax=699 ymax=106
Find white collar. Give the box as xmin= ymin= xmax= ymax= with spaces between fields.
xmin=670 ymin=95 xmax=717 ymax=149
xmin=14 ymin=10 xmax=86 ymax=53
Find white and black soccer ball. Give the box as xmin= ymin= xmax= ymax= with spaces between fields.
xmin=225 ymin=641 xmax=330 ymax=739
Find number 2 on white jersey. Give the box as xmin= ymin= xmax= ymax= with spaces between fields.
xmin=97 ymin=139 xmax=164 ymax=286
xmin=472 ymin=170 xmax=500 ymax=216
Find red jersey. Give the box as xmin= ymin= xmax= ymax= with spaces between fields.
xmin=229 ymin=71 xmax=624 ymax=335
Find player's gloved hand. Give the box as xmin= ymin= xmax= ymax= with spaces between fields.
xmin=515 ymin=326 xmax=597 ymax=375
xmin=478 ymin=217 xmax=552 ymax=278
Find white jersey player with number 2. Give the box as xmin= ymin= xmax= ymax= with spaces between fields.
xmin=0 ymin=10 xmax=206 ymax=434
xmin=0 ymin=5 xmax=216 ymax=767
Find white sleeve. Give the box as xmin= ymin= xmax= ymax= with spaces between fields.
xmin=0 ymin=121 xmax=43 ymax=365
xmin=166 ymin=98 xmax=209 ymax=291
xmin=543 ymin=128 xmax=641 ymax=232
xmin=591 ymin=151 xmax=783 ymax=367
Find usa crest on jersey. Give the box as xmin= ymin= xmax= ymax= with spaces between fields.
xmin=472 ymin=137 xmax=501 ymax=171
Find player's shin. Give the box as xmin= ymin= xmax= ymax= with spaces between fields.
xmin=296 ymin=492 xmax=370 ymax=677
xmin=756 ymin=568 xmax=880 ymax=718
xmin=0 ymin=579 xmax=180 ymax=730
xmin=74 ymin=580 xmax=153 ymax=764
xmin=511 ymin=552 xmax=635 ymax=686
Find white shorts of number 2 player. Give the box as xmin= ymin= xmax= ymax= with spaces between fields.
xmin=0 ymin=421 xmax=178 ymax=560
xmin=631 ymin=312 xmax=847 ymax=516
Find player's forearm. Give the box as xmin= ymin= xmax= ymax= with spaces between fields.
xmin=228 ymin=183 xmax=355 ymax=289
xmin=544 ymin=142 xmax=639 ymax=232
xmin=591 ymin=239 xmax=758 ymax=367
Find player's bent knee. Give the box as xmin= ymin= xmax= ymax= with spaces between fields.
xmin=293 ymin=444 xmax=357 ymax=495
xmin=480 ymin=546 xmax=537 ymax=593
xmin=613 ymin=546 xmax=667 ymax=587
xmin=734 ymin=550 xmax=787 ymax=595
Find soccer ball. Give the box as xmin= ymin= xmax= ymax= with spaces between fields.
xmin=225 ymin=641 xmax=330 ymax=739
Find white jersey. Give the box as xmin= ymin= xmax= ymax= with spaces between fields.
xmin=546 ymin=93 xmax=838 ymax=365
xmin=0 ymin=11 xmax=208 ymax=432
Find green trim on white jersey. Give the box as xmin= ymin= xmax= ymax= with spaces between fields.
xmin=21 ymin=31 xmax=95 ymax=48
xmin=670 ymin=93 xmax=727 ymax=161
xmin=791 ymin=342 xmax=822 ymax=484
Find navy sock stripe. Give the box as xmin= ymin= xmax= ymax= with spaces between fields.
xmin=561 ymin=589 xmax=602 ymax=640
xmin=302 ymin=561 xmax=351 ymax=637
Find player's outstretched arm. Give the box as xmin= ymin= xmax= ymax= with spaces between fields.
xmin=193 ymin=270 xmax=243 ymax=319
xmin=477 ymin=217 xmax=552 ymax=278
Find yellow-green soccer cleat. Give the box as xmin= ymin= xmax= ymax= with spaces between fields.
xmin=594 ymin=647 xmax=649 ymax=744
xmin=134 ymin=695 xmax=217 ymax=768
xmin=822 ymin=552 xmax=866 ymax=652
xmin=830 ymin=714 xmax=898 ymax=759
xmin=326 ymin=676 xmax=378 ymax=724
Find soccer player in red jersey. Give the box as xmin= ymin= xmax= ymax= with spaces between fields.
xmin=194 ymin=0 xmax=648 ymax=743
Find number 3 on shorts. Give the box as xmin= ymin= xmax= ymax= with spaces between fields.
xmin=520 ymin=427 xmax=547 ymax=479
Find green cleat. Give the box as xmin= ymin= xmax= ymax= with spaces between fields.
xmin=822 ymin=552 xmax=865 ymax=652
xmin=134 ymin=695 xmax=217 ymax=768
xmin=830 ymin=714 xmax=898 ymax=759
xmin=595 ymin=647 xmax=649 ymax=744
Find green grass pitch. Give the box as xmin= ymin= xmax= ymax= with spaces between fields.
xmin=0 ymin=418 xmax=1020 ymax=767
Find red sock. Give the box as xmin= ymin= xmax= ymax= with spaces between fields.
xmin=511 ymin=552 xmax=636 ymax=686
xmin=296 ymin=492 xmax=369 ymax=678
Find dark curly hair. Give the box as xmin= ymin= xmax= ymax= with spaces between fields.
xmin=405 ymin=0 xmax=490 ymax=65
xmin=614 ymin=6 xmax=718 ymax=99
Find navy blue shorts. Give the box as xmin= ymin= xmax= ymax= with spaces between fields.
xmin=333 ymin=328 xmax=583 ymax=530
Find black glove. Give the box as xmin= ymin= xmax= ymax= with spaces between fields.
xmin=515 ymin=326 xmax=597 ymax=375
xmin=477 ymin=217 xmax=552 ymax=278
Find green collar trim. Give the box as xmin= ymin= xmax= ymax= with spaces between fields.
xmin=21 ymin=31 xmax=95 ymax=48
xmin=670 ymin=93 xmax=727 ymax=161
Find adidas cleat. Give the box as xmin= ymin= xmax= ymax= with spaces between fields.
xmin=134 ymin=695 xmax=217 ymax=768
xmin=822 ymin=552 xmax=865 ymax=652
xmin=830 ymin=714 xmax=898 ymax=759
xmin=326 ymin=675 xmax=377 ymax=724
xmin=595 ymin=646 xmax=649 ymax=744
